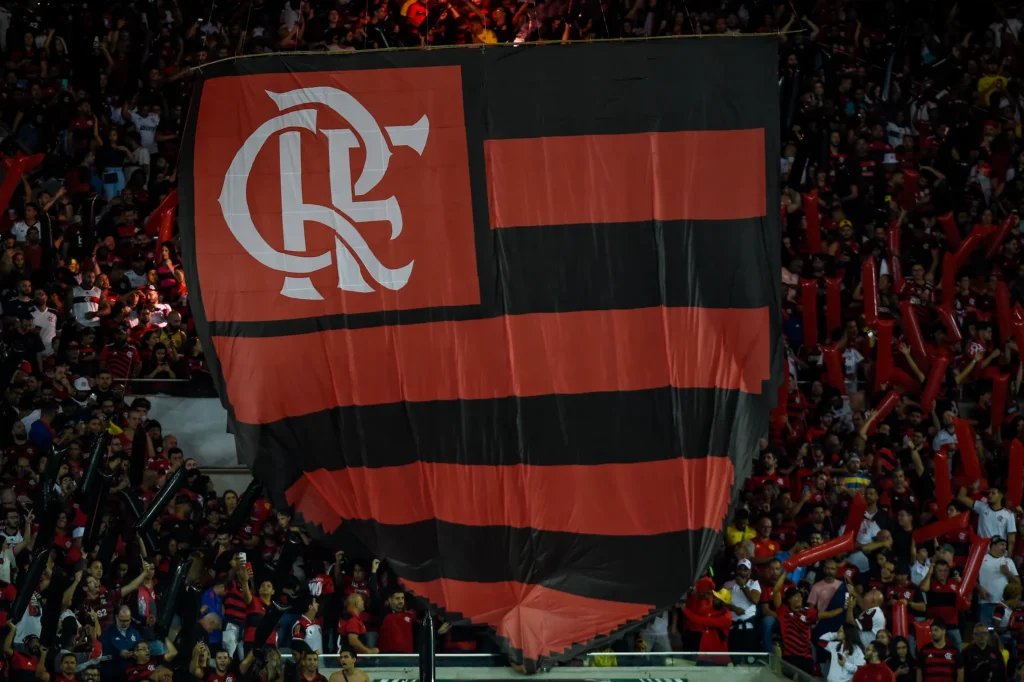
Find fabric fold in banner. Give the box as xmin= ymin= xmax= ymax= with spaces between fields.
xmin=179 ymin=39 xmax=781 ymax=669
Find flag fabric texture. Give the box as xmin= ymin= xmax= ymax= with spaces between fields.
xmin=179 ymin=39 xmax=781 ymax=669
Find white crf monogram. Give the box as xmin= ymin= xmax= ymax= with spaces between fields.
xmin=219 ymin=86 xmax=429 ymax=300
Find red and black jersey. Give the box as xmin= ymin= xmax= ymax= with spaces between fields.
xmin=205 ymin=671 xmax=240 ymax=682
xmin=897 ymin=279 xmax=934 ymax=308
xmin=777 ymin=604 xmax=818 ymax=660
xmin=925 ymin=578 xmax=963 ymax=627
xmin=243 ymin=598 xmax=277 ymax=646
xmin=222 ymin=582 xmax=247 ymax=626
xmin=79 ymin=587 xmax=123 ymax=630
xmin=11 ymin=650 xmax=38 ymax=682
xmin=298 ymin=674 xmax=328 ymax=682
xmin=918 ymin=643 xmax=962 ymax=682
xmin=308 ymin=573 xmax=335 ymax=600
xmin=339 ymin=612 xmax=368 ymax=652
xmin=885 ymin=583 xmax=923 ymax=605
xmin=125 ymin=657 xmax=164 ymax=681
xmin=0 ymin=581 xmax=17 ymax=626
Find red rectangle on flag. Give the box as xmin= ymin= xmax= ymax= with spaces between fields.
xmin=214 ymin=306 xmax=770 ymax=425
xmin=485 ymin=129 xmax=766 ymax=229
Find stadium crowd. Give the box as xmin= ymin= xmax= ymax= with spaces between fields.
xmin=4 ymin=0 xmax=1024 ymax=680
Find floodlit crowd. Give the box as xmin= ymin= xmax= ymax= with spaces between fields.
xmin=7 ymin=0 xmax=1024 ymax=679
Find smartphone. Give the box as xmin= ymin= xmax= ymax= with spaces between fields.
xmin=60 ymin=79 xmax=68 ymax=90
xmin=238 ymin=552 xmax=246 ymax=564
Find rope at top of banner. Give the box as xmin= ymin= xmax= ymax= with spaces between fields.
xmin=188 ymin=30 xmax=807 ymax=73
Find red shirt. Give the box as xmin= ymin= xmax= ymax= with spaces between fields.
xmin=378 ymin=609 xmax=416 ymax=653
xmin=852 ymin=662 xmax=896 ymax=682
xmin=777 ymin=604 xmax=818 ymax=660
xmin=205 ymin=672 xmax=240 ymax=682
xmin=339 ymin=613 xmax=368 ymax=652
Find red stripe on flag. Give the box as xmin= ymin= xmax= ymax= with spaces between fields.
xmin=400 ymin=577 xmax=654 ymax=661
xmin=485 ymin=129 xmax=766 ymax=228
xmin=214 ymin=307 xmax=770 ymax=425
xmin=285 ymin=456 xmax=734 ymax=536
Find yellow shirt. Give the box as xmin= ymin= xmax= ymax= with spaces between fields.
xmin=726 ymin=524 xmax=757 ymax=547
xmin=979 ymin=74 xmax=1010 ymax=104
xmin=472 ymin=28 xmax=497 ymax=44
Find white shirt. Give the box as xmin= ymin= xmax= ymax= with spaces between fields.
xmin=0 ymin=545 xmax=14 ymax=583
xmin=911 ymin=559 xmax=930 ymax=587
xmin=820 ymin=633 xmax=865 ymax=682
xmin=30 ymin=306 xmax=57 ymax=355
xmin=0 ymin=530 xmax=21 ymax=547
xmin=979 ymin=552 xmax=1019 ymax=604
xmin=20 ymin=408 xmax=40 ymax=431
xmin=11 ymin=219 xmax=39 ymax=243
xmin=129 ymin=110 xmax=161 ymax=153
xmin=857 ymin=606 xmax=886 ymax=648
xmin=643 ymin=610 xmax=669 ymax=634
xmin=974 ymin=499 xmax=1017 ymax=540
xmin=126 ymin=270 xmax=148 ymax=288
xmin=71 ymin=285 xmax=102 ymax=327
xmin=304 ymin=622 xmax=323 ymax=653
xmin=932 ymin=428 xmax=957 ymax=452
xmin=723 ymin=579 xmax=761 ymax=621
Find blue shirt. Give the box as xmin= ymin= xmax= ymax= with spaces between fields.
xmin=28 ymin=419 xmax=53 ymax=449
xmin=201 ymin=588 xmax=224 ymax=644
xmin=100 ymin=624 xmax=142 ymax=670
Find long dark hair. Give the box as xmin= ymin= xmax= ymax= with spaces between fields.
xmin=888 ymin=636 xmax=913 ymax=664
xmin=840 ymin=623 xmax=862 ymax=656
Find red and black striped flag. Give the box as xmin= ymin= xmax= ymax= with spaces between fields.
xmin=180 ymin=39 xmax=781 ymax=669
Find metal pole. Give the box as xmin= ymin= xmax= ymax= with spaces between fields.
xmin=419 ymin=611 xmax=436 ymax=682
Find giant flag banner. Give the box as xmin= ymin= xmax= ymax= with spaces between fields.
xmin=180 ymin=39 xmax=781 ymax=669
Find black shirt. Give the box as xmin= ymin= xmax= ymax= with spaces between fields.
xmin=962 ymin=644 xmax=1006 ymax=682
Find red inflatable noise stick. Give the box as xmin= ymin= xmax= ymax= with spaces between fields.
xmin=997 ymin=281 xmax=1014 ymax=345
xmin=920 ymin=355 xmax=950 ymax=413
xmin=952 ymin=417 xmax=983 ymax=483
xmin=801 ymin=278 xmax=819 ymax=348
xmin=938 ymin=212 xmax=961 ymax=249
xmin=934 ymin=448 xmax=953 ymax=513
xmin=899 ymin=300 xmax=930 ymax=372
xmin=912 ymin=619 xmax=935 ymax=652
xmin=803 ymin=190 xmax=822 ymax=255
xmin=957 ymin=536 xmax=992 ymax=610
xmin=867 ymin=390 xmax=900 ymax=436
xmin=1007 ymin=438 xmax=1024 ymax=511
xmin=822 ymin=344 xmax=847 ymax=395
xmin=911 ymin=511 xmax=969 ymax=544
xmin=782 ymin=532 xmax=855 ymax=572
xmin=935 ymin=302 xmax=962 ymax=343
xmin=890 ymin=600 xmax=909 ymax=639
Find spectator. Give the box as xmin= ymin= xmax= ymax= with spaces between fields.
xmin=918 ymin=621 xmax=963 ymax=682
xmin=852 ymin=642 xmax=896 ymax=682
xmin=886 ymin=637 xmax=916 ymax=682
xmin=820 ymin=623 xmax=866 ymax=682
xmin=979 ymin=537 xmax=1021 ymax=626
xmin=961 ymin=623 xmax=1006 ymax=682
xmin=327 ymin=651 xmax=369 ymax=682
xmin=723 ymin=559 xmax=761 ymax=655
xmin=773 ymin=571 xmax=819 ymax=675
xmin=100 ymin=605 xmax=143 ymax=678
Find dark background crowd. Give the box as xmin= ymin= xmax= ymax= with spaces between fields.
xmin=3 ymin=0 xmax=1024 ymax=680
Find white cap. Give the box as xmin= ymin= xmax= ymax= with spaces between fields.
xmin=738 ymin=559 xmax=752 ymax=569
xmin=73 ymin=377 xmax=90 ymax=392
xmin=883 ymin=153 xmax=898 ymax=164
